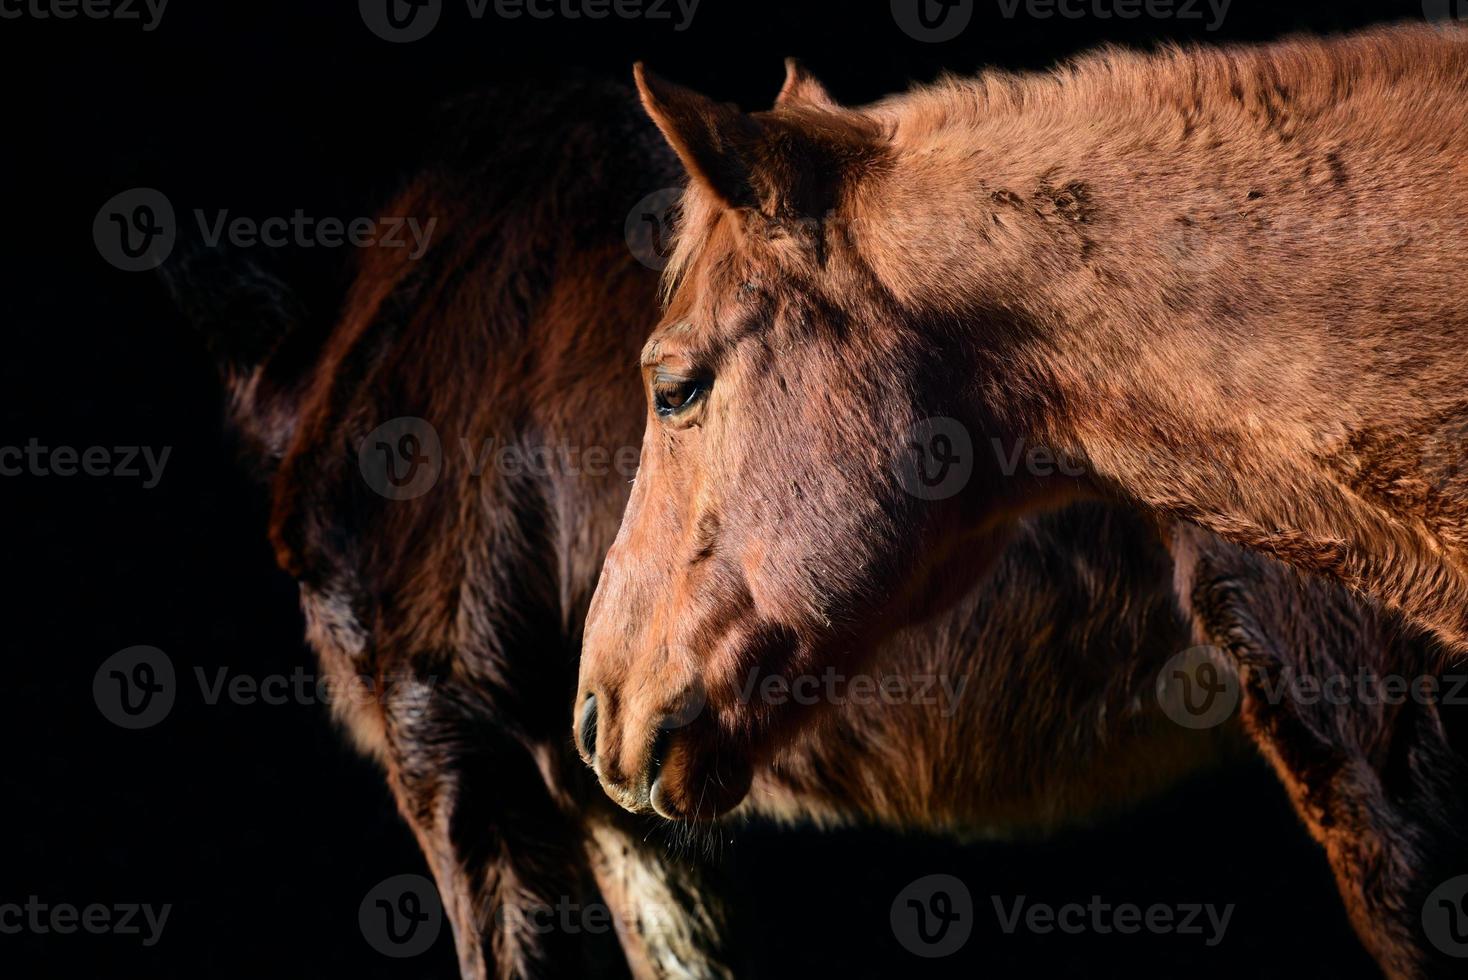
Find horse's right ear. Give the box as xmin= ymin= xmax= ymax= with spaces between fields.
xmin=159 ymin=242 xmax=314 ymax=472
xmin=775 ymin=58 xmax=836 ymax=109
xmin=633 ymin=62 xmax=762 ymax=209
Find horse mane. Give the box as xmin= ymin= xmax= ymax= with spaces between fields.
xmin=660 ymin=23 xmax=1468 ymax=307
xmin=876 ymin=23 xmax=1468 ymax=138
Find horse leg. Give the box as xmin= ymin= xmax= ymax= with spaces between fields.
xmin=377 ymin=677 xmax=738 ymax=979
xmin=583 ymin=815 xmax=737 ymax=979
xmin=379 ymin=679 xmax=590 ymax=979
xmin=1236 ymin=666 xmax=1468 ymax=978
xmin=1174 ymin=525 xmax=1468 ymax=979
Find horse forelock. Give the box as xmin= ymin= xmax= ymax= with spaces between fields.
xmin=658 ymin=181 xmax=719 ymax=307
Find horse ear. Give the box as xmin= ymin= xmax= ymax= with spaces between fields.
xmin=635 ymin=63 xmax=878 ymax=219
xmin=775 ymin=58 xmax=836 ymax=109
xmin=633 ymin=62 xmax=761 ymax=209
xmin=160 ymin=242 xmax=315 ymax=472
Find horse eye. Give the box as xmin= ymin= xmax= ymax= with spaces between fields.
xmin=653 ymin=375 xmax=707 ymax=417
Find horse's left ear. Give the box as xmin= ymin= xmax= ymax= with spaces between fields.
xmin=634 ymin=62 xmax=762 ymax=210
xmin=776 ymin=58 xmax=836 ymax=109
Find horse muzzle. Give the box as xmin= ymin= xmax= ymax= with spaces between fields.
xmin=575 ymin=688 xmax=752 ymax=820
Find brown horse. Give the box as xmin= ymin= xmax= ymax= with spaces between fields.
xmin=580 ymin=24 xmax=1468 ymax=819
xmin=171 ymin=68 xmax=1458 ymax=980
xmin=577 ymin=30 xmax=1468 ymax=975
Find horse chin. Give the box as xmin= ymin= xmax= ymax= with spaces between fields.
xmin=649 ymin=755 xmax=754 ymax=822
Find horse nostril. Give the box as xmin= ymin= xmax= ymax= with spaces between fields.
xmin=647 ymin=723 xmax=674 ymax=786
xmin=578 ymin=694 xmax=598 ymax=763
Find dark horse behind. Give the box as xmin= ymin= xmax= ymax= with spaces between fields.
xmin=165 ymin=68 xmax=1467 ymax=979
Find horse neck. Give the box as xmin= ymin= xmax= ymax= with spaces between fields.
xmin=874 ymin=39 xmax=1468 ymax=652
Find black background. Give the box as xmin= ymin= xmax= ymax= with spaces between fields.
xmin=1 ymin=0 xmax=1442 ymax=976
